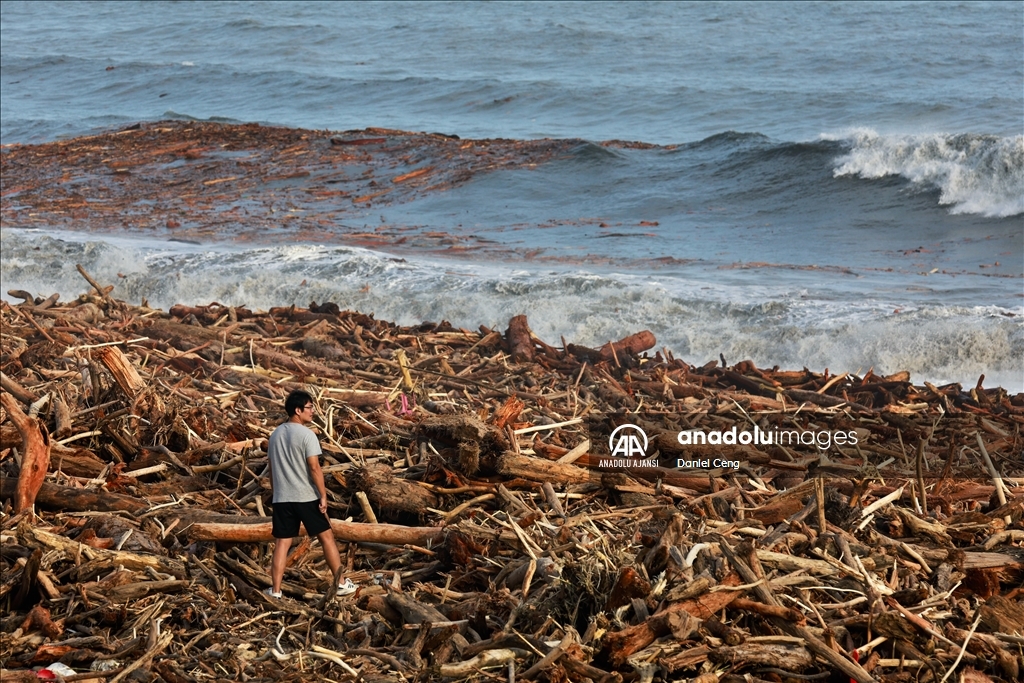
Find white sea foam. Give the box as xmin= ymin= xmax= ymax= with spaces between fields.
xmin=3 ymin=229 xmax=1021 ymax=392
xmin=830 ymin=129 xmax=1024 ymax=217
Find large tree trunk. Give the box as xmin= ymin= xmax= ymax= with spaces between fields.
xmin=0 ymin=478 xmax=147 ymax=513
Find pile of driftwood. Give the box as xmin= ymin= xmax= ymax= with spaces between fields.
xmin=1 ymin=270 xmax=1022 ymax=683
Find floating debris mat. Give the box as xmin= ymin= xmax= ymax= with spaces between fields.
xmin=1 ymin=120 xmax=577 ymax=248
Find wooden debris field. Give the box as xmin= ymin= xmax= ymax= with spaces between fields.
xmin=1 ymin=269 xmax=1022 ymax=683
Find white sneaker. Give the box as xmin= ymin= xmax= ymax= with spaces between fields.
xmin=263 ymin=587 xmax=283 ymax=599
xmin=336 ymin=578 xmax=357 ymax=596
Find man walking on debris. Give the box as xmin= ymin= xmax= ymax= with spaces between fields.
xmin=265 ymin=390 xmax=357 ymax=598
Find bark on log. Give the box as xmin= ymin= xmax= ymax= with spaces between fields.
xmin=1 ymin=423 xmax=21 ymax=449
xmin=349 ymin=463 xmax=439 ymax=515
xmin=577 ymin=456 xmax=718 ymax=493
xmin=785 ymin=388 xmax=874 ymax=413
xmin=731 ymin=597 xmax=807 ymax=624
xmin=188 ymin=519 xmax=444 ymax=545
xmin=103 ymin=579 xmax=190 ymax=603
xmin=505 ymin=314 xmax=535 ymax=363
xmin=416 ymin=414 xmax=507 ymax=454
xmin=746 ymin=496 xmax=806 ymax=526
xmin=605 ymin=566 xmax=652 ymax=611
xmin=1 ymin=391 xmax=51 ymax=512
xmin=96 ymin=345 xmax=146 ymax=398
xmin=169 ymin=303 xmax=253 ymax=320
xmin=977 ymin=595 xmax=1024 ymax=634
xmin=0 ymin=372 xmax=37 ymax=405
xmin=1 ymin=478 xmax=147 ymax=513
xmin=50 ymin=444 xmax=107 ymax=475
xmin=702 ymin=615 xmax=744 ymax=645
xmin=386 ymin=591 xmax=449 ymax=624
xmin=599 ymin=330 xmax=655 ymax=361
xmin=603 ymin=572 xmax=743 ymax=666
xmin=643 ymin=513 xmax=688 ymax=575
xmin=709 ymin=643 xmax=815 ymax=669
xmin=142 ymin=321 xmax=242 ymax=364
xmin=632 ymin=381 xmax=704 ymax=400
xmin=663 ymin=646 xmax=711 ymax=673
xmin=301 ymin=335 xmax=347 ymax=360
xmin=291 ymin=388 xmax=389 ymax=407
xmin=720 ymin=369 xmax=777 ymax=397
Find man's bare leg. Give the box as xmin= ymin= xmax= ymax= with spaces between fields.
xmin=270 ymin=537 xmax=293 ymax=594
xmin=318 ymin=529 xmax=343 ymax=583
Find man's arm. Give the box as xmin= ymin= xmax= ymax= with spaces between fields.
xmin=306 ymin=455 xmax=329 ymax=515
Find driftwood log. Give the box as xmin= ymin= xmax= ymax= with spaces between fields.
xmin=188 ymin=519 xmax=444 ymax=546
xmin=600 ymin=329 xmax=656 ymax=361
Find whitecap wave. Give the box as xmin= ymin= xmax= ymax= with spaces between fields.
xmin=3 ymin=229 xmax=1021 ymax=391
xmin=830 ymin=129 xmax=1024 ymax=217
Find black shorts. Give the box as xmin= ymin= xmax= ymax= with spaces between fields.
xmin=271 ymin=500 xmax=331 ymax=539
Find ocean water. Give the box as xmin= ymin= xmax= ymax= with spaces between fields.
xmin=2 ymin=1 xmax=1022 ymax=389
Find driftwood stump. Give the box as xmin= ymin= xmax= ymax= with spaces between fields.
xmin=1 ymin=391 xmax=51 ymax=512
xmin=505 ymin=314 xmax=535 ymax=362
xmin=349 ymin=463 xmax=438 ymax=516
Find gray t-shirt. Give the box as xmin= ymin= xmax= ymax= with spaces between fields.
xmin=268 ymin=422 xmax=322 ymax=503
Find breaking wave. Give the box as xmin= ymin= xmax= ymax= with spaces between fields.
xmin=831 ymin=129 xmax=1024 ymax=217
xmin=3 ymin=229 xmax=1021 ymax=392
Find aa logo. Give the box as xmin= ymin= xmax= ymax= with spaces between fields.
xmin=608 ymin=424 xmax=648 ymax=458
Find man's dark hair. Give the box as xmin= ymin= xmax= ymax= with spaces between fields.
xmin=285 ymin=390 xmax=314 ymax=417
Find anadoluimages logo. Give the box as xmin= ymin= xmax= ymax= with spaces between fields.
xmin=602 ymin=424 xmax=658 ymax=468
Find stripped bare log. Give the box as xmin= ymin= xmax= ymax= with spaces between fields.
xmin=188 ymin=519 xmax=444 ymax=545
xmin=0 ymin=372 xmax=37 ymax=405
xmin=96 ymin=345 xmax=146 ymax=397
xmin=496 ymin=452 xmax=591 ymax=484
